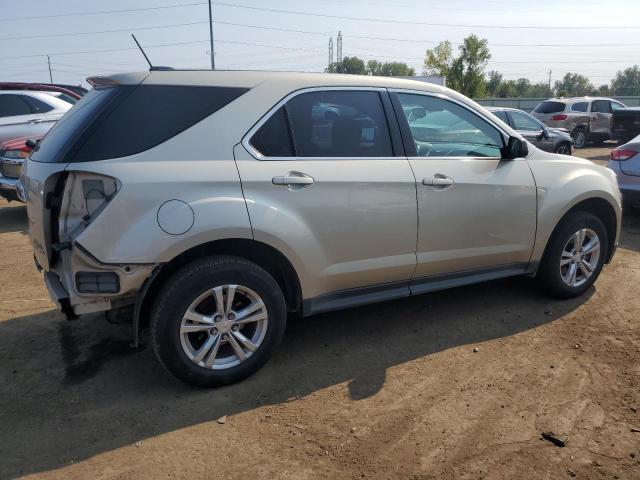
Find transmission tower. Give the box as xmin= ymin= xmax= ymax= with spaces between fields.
xmin=328 ymin=37 xmax=334 ymax=68
xmin=336 ymin=31 xmax=343 ymax=64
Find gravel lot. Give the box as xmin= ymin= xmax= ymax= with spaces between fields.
xmin=1 ymin=145 xmax=639 ymax=479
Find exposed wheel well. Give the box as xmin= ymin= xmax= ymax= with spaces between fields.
xmin=138 ymin=239 xmax=303 ymax=329
xmin=549 ymin=198 xmax=618 ymax=264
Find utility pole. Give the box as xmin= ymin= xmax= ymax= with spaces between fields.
xmin=336 ymin=31 xmax=343 ymax=64
xmin=547 ymin=69 xmax=552 ymax=92
xmin=47 ymin=55 xmax=52 ymax=83
xmin=328 ymin=37 xmax=334 ymax=69
xmin=208 ymin=0 xmax=215 ymax=69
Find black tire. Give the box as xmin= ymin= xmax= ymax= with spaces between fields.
xmin=554 ymin=142 xmax=572 ymax=155
xmin=571 ymin=128 xmax=588 ymax=148
xmin=150 ymin=255 xmax=286 ymax=387
xmin=537 ymin=211 xmax=608 ymax=298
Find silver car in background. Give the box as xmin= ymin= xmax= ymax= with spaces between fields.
xmin=0 ymin=90 xmax=72 ymax=144
xmin=608 ymin=135 xmax=640 ymax=208
xmin=488 ymin=107 xmax=573 ymax=155
xmin=531 ymin=97 xmax=626 ymax=148
xmin=22 ymin=71 xmax=621 ymax=387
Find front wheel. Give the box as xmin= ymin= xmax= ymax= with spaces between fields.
xmin=150 ymin=255 xmax=287 ymax=387
xmin=554 ymin=142 xmax=572 ymax=155
xmin=537 ymin=211 xmax=608 ymax=298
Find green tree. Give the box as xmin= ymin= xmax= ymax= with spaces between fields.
xmin=366 ymin=59 xmax=415 ymax=76
xmin=611 ymin=65 xmax=640 ymax=96
xmin=326 ymin=56 xmax=367 ymax=74
xmin=554 ymin=72 xmax=594 ymax=97
xmin=486 ymin=70 xmax=503 ymax=97
xmin=424 ymin=35 xmax=490 ymax=97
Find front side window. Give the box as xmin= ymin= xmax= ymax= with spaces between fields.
xmin=285 ymin=90 xmax=392 ymax=157
xmin=0 ymin=94 xmax=32 ymax=117
xmin=396 ymin=93 xmax=503 ymax=158
xmin=510 ymin=111 xmax=543 ymax=131
xmin=591 ymin=100 xmax=610 ymax=113
xmin=571 ymin=102 xmax=589 ymax=112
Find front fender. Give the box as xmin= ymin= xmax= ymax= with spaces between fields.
xmin=528 ymin=154 xmax=621 ymax=264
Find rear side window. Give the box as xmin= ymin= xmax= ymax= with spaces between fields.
xmin=0 ymin=94 xmax=32 ymax=117
xmin=591 ymin=100 xmax=611 ymax=113
xmin=31 ymin=85 xmax=248 ymax=163
xmin=570 ymin=102 xmax=589 ymax=112
xmin=287 ymin=90 xmax=392 ymax=157
xmin=533 ymin=101 xmax=565 ymax=114
xmin=22 ymin=95 xmax=54 ymax=113
xmin=250 ymin=107 xmax=293 ymax=157
xmin=509 ymin=111 xmax=542 ymax=131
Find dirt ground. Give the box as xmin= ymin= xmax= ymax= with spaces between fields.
xmin=1 ymin=145 xmax=639 ymax=480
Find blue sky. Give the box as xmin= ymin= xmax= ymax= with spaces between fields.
xmin=1 ymin=0 xmax=639 ymax=90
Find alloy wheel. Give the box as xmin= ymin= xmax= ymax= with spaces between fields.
xmin=559 ymin=228 xmax=601 ymax=287
xmin=572 ymin=130 xmax=586 ymax=148
xmin=179 ymin=284 xmax=268 ymax=369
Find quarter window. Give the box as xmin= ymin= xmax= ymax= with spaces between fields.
xmin=250 ymin=107 xmax=294 ymax=157
xmin=571 ymin=102 xmax=589 ymax=112
xmin=22 ymin=95 xmax=54 ymax=113
xmin=509 ymin=111 xmax=542 ymax=131
xmin=396 ymin=93 xmax=503 ymax=158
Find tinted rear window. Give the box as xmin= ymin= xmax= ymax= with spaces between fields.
xmin=533 ymin=101 xmax=566 ymax=114
xmin=31 ymin=85 xmax=248 ymax=163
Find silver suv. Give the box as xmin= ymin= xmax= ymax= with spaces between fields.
xmin=22 ymin=71 xmax=621 ymax=387
xmin=531 ymin=97 xmax=627 ymax=148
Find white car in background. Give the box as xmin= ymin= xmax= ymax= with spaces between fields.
xmin=0 ymin=90 xmax=72 ymax=145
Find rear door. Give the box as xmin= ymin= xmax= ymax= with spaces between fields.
xmin=590 ymin=100 xmax=612 ymax=137
xmin=235 ymin=88 xmax=418 ymax=300
xmin=391 ymin=90 xmax=537 ymax=284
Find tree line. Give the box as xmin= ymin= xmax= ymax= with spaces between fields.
xmin=325 ymin=35 xmax=640 ymax=98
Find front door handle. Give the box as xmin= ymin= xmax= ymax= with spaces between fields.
xmin=423 ymin=176 xmax=454 ymax=187
xmin=272 ymin=172 xmax=314 ymax=186
xmin=28 ymin=119 xmax=42 ymax=124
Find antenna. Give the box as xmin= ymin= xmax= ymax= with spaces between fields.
xmin=132 ymin=34 xmax=152 ymax=69
xmin=131 ymin=34 xmax=173 ymax=71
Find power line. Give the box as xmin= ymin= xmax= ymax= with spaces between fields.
xmin=209 ymin=1 xmax=640 ymax=30
xmin=0 ymin=1 xmax=208 ymax=22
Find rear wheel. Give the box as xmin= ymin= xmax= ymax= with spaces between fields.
xmin=537 ymin=211 xmax=608 ymax=298
xmin=571 ymin=128 xmax=588 ymax=148
xmin=150 ymin=255 xmax=287 ymax=387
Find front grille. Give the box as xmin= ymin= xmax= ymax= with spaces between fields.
xmin=0 ymin=161 xmax=22 ymax=179
xmin=75 ymin=271 xmax=120 ymax=294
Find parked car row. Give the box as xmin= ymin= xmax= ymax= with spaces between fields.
xmin=0 ymin=83 xmax=79 ymax=202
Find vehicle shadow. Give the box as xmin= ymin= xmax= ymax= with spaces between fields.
xmin=0 ymin=202 xmax=27 ymax=234
xmin=620 ymin=208 xmax=640 ymax=252
xmin=0 ymin=276 xmax=592 ymax=478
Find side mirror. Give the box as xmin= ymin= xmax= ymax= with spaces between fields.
xmin=541 ymin=128 xmax=550 ymax=140
xmin=504 ymin=136 xmax=529 ymax=159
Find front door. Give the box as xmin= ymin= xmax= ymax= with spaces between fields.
xmin=235 ymin=88 xmax=418 ymax=301
xmin=392 ymin=91 xmax=537 ymax=283
xmin=508 ymin=110 xmax=554 ymax=152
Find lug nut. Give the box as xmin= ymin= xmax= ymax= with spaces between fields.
xmin=222 ymin=334 xmax=228 ymax=340
xmin=213 ymin=314 xmax=222 ymax=322
xmin=227 ymin=312 xmax=236 ymax=321
xmin=231 ymin=325 xmax=239 ymax=332
xmin=210 ymin=328 xmax=218 ymax=335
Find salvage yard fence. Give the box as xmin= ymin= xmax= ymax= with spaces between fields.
xmin=475 ymin=96 xmax=640 ymax=111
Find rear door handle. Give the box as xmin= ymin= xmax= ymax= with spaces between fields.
xmin=423 ymin=176 xmax=454 ymax=187
xmin=28 ymin=119 xmax=42 ymax=124
xmin=272 ymin=173 xmax=314 ymax=186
